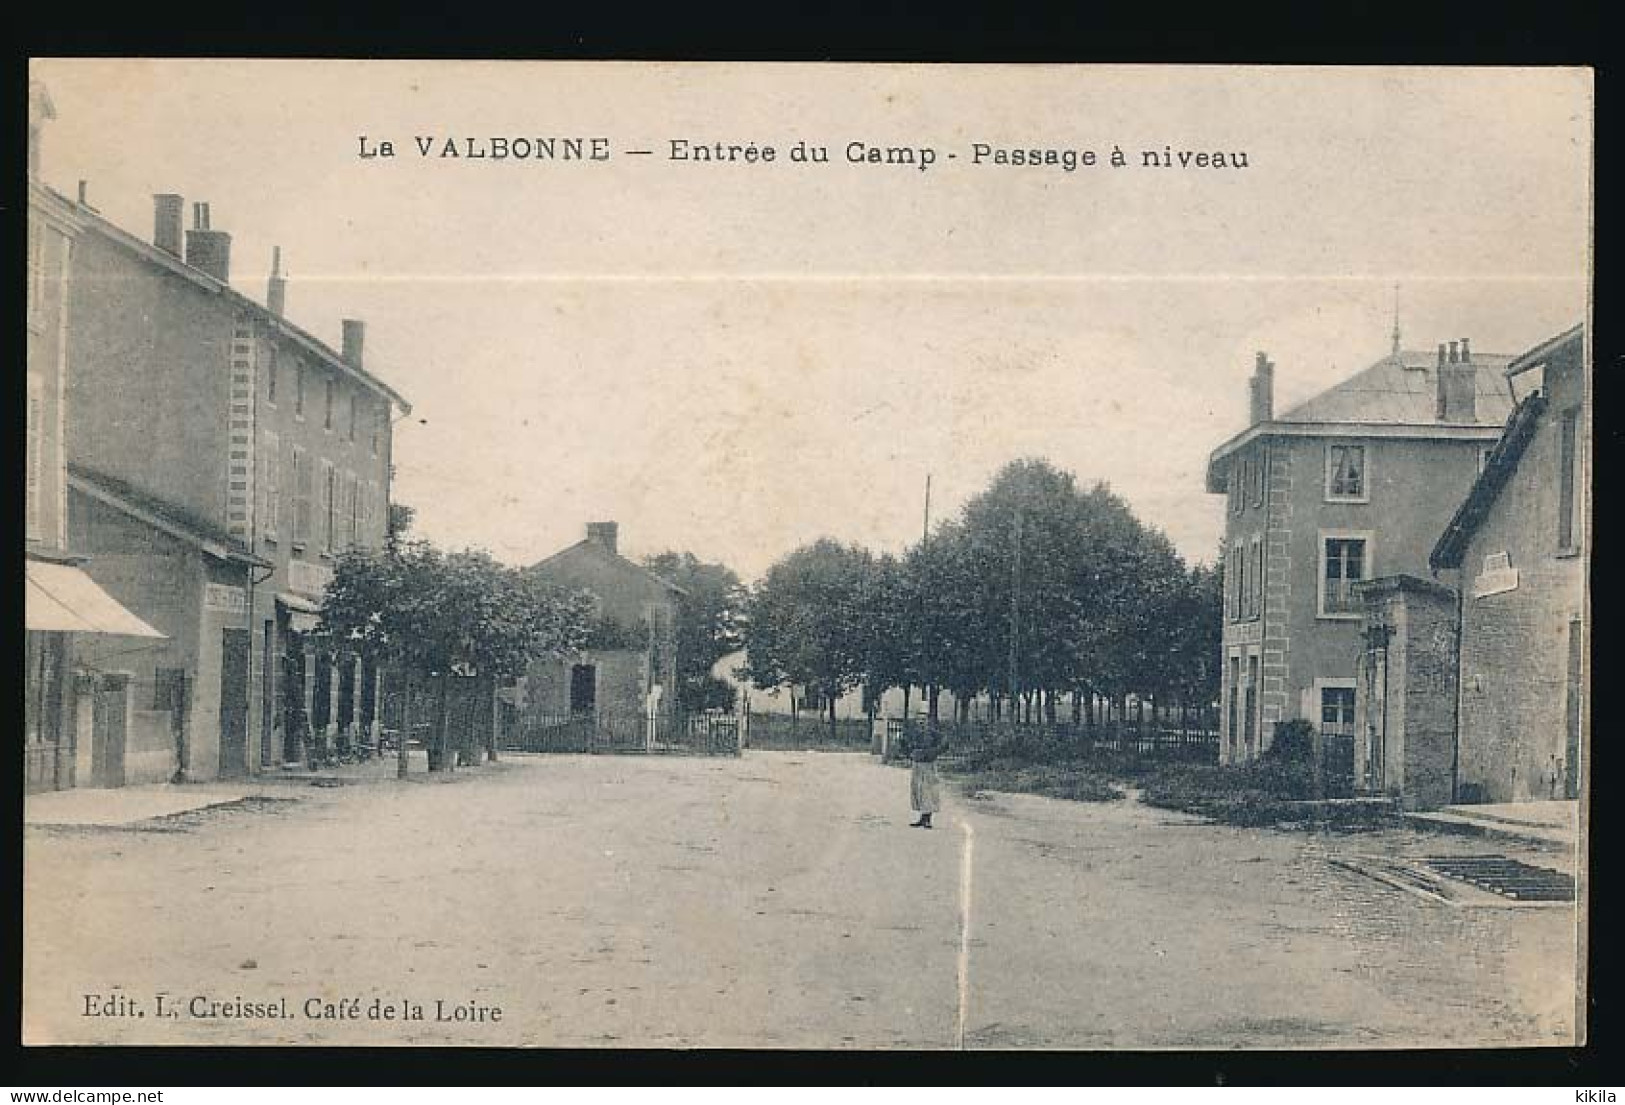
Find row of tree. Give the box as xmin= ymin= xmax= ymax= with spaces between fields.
xmin=317 ymin=507 xmax=753 ymax=767
xmin=743 ymin=459 xmax=1222 ymax=738
xmin=319 ymin=508 xmax=594 ymax=771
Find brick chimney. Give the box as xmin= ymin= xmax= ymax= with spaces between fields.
xmin=341 ymin=319 xmax=365 ymax=369
xmin=183 ymin=202 xmax=232 ymax=282
xmin=1436 ymin=336 xmax=1477 ymax=422
xmin=1249 ymin=351 xmax=1275 ymax=425
xmin=28 ymin=81 xmax=54 ymax=182
xmin=586 ymin=521 xmax=619 ymax=556
xmin=153 ymin=194 xmax=184 ymax=257
xmin=267 ymin=246 xmax=287 ymax=318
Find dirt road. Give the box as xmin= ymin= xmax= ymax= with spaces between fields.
xmin=23 ymin=752 xmax=1577 ymax=1048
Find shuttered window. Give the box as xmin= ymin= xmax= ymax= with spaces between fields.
xmin=292 ymin=447 xmax=312 ymax=544
xmin=259 ymin=430 xmax=281 ymax=540
xmin=344 ymin=471 xmax=359 ymax=548
xmin=321 ymin=460 xmax=336 ymax=551
xmin=26 ymin=373 xmax=44 ymax=540
xmin=1558 ymin=409 xmax=1580 ymax=552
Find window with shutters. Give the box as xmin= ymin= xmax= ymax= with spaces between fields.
xmin=28 ymin=216 xmax=47 ymax=333
xmin=292 ymin=447 xmax=312 ymax=546
xmin=364 ymin=479 xmax=379 ymax=548
xmin=259 ymin=430 xmax=281 ymax=541
xmin=1248 ymin=535 xmax=1264 ymax=620
xmin=321 ymin=460 xmax=336 ymax=551
xmin=1558 ymin=408 xmax=1581 ymax=554
xmin=344 ymin=471 xmax=359 ymax=548
xmin=348 ymin=393 xmax=358 ymax=441
xmin=324 ymin=379 xmax=335 ymax=432
xmin=266 ymin=346 xmax=279 ymax=406
xmin=295 ymin=362 xmax=306 ymax=419
xmin=26 ymin=373 xmax=45 ymax=540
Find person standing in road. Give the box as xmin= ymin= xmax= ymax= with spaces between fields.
xmin=908 ymin=721 xmax=944 ymax=828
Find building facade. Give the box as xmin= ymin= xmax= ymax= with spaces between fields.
xmin=1429 ymin=324 xmax=1588 ymax=804
xmin=25 ymin=81 xmax=165 ymax=794
xmin=517 ymin=523 xmax=681 ymax=727
xmin=1205 ymin=342 xmax=1513 ymax=764
xmin=61 ymin=186 xmax=410 ymax=780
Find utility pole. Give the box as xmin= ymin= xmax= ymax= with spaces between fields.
xmin=922 ymin=473 xmax=932 ymax=544
xmin=921 ymin=473 xmax=935 ymax=722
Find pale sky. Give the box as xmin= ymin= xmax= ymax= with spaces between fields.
xmin=31 ymin=61 xmax=1592 ymax=579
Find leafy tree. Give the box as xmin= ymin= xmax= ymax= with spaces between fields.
xmin=744 ymin=539 xmax=873 ymax=740
xmin=321 ymin=541 xmax=592 ymax=771
xmin=643 ymin=551 xmax=749 ymax=712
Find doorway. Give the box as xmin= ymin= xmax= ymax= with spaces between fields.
xmin=219 ymin=628 xmax=251 ymax=777
xmin=569 ymin=663 xmax=597 ymax=715
xmin=91 ymin=673 xmax=130 ymax=788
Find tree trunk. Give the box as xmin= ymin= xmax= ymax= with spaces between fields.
xmin=827 ymin=690 xmax=837 ymax=746
xmin=928 ymin=684 xmax=940 ymax=723
xmin=397 ymin=663 xmax=412 ymax=779
xmin=902 ymin=685 xmax=912 ymax=721
xmin=487 ymin=675 xmax=500 ymax=762
xmin=431 ymin=670 xmax=451 ymax=772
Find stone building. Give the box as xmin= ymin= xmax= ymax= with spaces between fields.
xmin=1204 ymin=339 xmax=1513 ymax=764
xmin=516 ymin=523 xmax=681 ymax=727
xmin=57 ymin=179 xmax=410 ymax=779
xmin=1429 ymin=324 xmax=1588 ymax=804
xmin=24 ymin=81 xmax=165 ymax=793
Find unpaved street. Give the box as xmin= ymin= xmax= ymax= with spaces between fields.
xmin=24 ymin=752 xmax=1577 ymax=1048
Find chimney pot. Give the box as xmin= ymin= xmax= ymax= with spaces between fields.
xmin=586 ymin=521 xmax=620 ymax=556
xmin=153 ymin=194 xmax=184 ymax=257
xmin=268 ymin=247 xmax=287 ymax=318
xmin=341 ymin=319 xmax=366 ymax=369
xmin=1436 ymin=346 xmax=1478 ymax=423
xmin=184 ymin=204 xmax=232 ymax=283
xmin=1460 ymin=337 xmax=1471 ymax=363
xmin=1249 ymin=351 xmax=1274 ymax=425
xmin=1438 ymin=343 xmax=1447 ymax=368
xmin=77 ymin=180 xmax=88 ymax=205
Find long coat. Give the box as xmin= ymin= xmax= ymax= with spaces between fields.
xmin=909 ymin=729 xmax=943 ymax=813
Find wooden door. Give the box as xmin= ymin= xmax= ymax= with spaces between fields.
xmin=91 ymin=674 xmax=129 ymax=788
xmin=219 ymin=628 xmax=251 ymax=777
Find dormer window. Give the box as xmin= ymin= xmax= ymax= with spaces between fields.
xmin=1325 ymin=443 xmax=1368 ymax=503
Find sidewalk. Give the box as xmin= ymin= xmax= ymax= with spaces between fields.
xmin=24 ymin=751 xmax=436 ymax=828
xmin=25 ymin=782 xmax=266 ymax=828
xmin=1406 ymin=800 xmax=1579 ymax=850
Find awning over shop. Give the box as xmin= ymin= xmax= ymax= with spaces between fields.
xmin=25 ymin=561 xmax=166 ymax=638
xmin=276 ymin=591 xmax=322 ymax=634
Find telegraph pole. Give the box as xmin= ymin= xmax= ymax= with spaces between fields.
xmin=922 ymin=473 xmax=932 ymax=544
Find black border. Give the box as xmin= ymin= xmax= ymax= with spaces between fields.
xmin=9 ymin=0 xmax=1610 ymax=1088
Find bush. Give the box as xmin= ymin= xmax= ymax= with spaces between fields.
xmin=1263 ymin=718 xmax=1317 ymax=763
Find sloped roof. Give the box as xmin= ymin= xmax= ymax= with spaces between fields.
xmin=54 ymin=185 xmax=411 ymax=413
xmin=527 ymin=538 xmax=687 ymax=596
xmin=1276 ymin=350 xmax=1515 ymax=426
xmin=68 ymin=463 xmax=269 ymax=567
xmin=1207 ymin=348 xmax=1517 ymax=489
xmin=1429 ymin=392 xmax=1548 ymax=571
